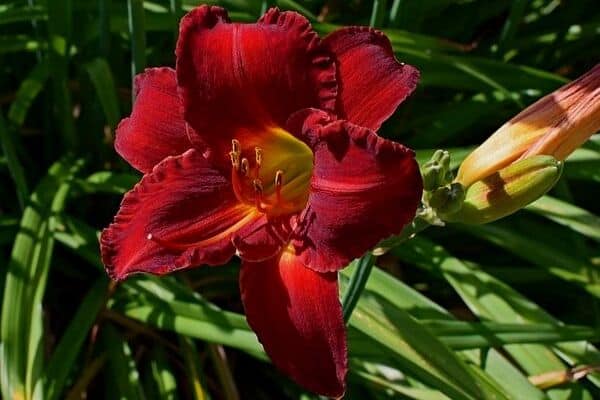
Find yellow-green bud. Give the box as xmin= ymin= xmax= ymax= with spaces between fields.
xmin=442 ymin=155 xmax=562 ymax=224
xmin=457 ymin=63 xmax=600 ymax=188
xmin=422 ymin=150 xmax=452 ymax=190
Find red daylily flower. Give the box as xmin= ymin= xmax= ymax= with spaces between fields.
xmin=101 ymin=5 xmax=422 ymax=397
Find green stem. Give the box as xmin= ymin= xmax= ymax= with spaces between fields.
xmin=342 ymin=253 xmax=375 ymax=323
xmin=208 ymin=344 xmax=239 ymax=400
xmin=127 ymin=0 xmax=146 ymax=103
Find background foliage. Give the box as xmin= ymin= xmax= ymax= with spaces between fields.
xmin=0 ymin=0 xmax=599 ymax=399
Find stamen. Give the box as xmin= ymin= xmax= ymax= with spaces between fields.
xmin=231 ymin=168 xmax=247 ymax=203
xmin=229 ymin=151 xmax=240 ymax=170
xmin=255 ymin=147 xmax=262 ymax=166
xmin=240 ymin=158 xmax=249 ymax=176
xmin=253 ymin=179 xmax=266 ymax=211
xmin=231 ymin=139 xmax=240 ymax=154
xmin=253 ymin=179 xmax=263 ymax=194
xmin=254 ymin=147 xmax=262 ymax=178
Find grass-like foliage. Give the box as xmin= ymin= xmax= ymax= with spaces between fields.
xmin=0 ymin=0 xmax=599 ymax=399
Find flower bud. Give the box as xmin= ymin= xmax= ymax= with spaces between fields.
xmin=457 ymin=64 xmax=600 ymax=187
xmin=422 ymin=150 xmax=452 ymax=190
xmin=443 ymin=155 xmax=562 ymax=224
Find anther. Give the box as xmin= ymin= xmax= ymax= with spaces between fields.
xmin=240 ymin=158 xmax=249 ymax=176
xmin=231 ymin=139 xmax=240 ymax=154
xmin=255 ymin=147 xmax=262 ymax=166
xmin=229 ymin=151 xmax=240 ymax=170
xmin=253 ymin=179 xmax=263 ymax=194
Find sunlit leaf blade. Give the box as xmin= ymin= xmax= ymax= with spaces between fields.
xmin=7 ymin=62 xmax=48 ymax=127
xmin=112 ymin=276 xmax=266 ymax=359
xmin=143 ymin=346 xmax=179 ymax=400
xmin=527 ymin=196 xmax=600 ymax=242
xmin=102 ymin=324 xmax=145 ymax=400
xmin=455 ymin=223 xmax=600 ymax=296
xmin=0 ymin=157 xmax=83 ymax=400
xmin=341 ymin=263 xmax=547 ymax=399
xmin=394 ymin=237 xmax=600 ymax=396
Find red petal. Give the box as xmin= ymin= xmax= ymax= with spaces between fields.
xmin=115 ymin=68 xmax=192 ymax=173
xmin=290 ymin=110 xmax=422 ymax=272
xmin=175 ymin=6 xmax=336 ymax=164
xmin=324 ymin=27 xmax=419 ymax=131
xmin=240 ymin=249 xmax=347 ymax=397
xmin=232 ymin=214 xmax=293 ymax=262
xmin=101 ymin=149 xmax=259 ymax=280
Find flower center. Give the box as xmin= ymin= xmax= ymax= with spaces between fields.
xmin=228 ymin=128 xmax=313 ymax=217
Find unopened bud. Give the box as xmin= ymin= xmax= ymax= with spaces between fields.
xmin=457 ymin=63 xmax=600 ymax=187
xmin=443 ymin=155 xmax=562 ymax=224
xmin=422 ymin=150 xmax=453 ymax=190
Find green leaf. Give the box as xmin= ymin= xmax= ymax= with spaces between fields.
xmin=7 ymin=61 xmax=49 ymax=127
xmin=424 ymin=320 xmax=598 ymax=349
xmin=343 ymin=264 xmax=547 ymax=400
xmin=370 ymin=0 xmax=389 ymax=27
xmin=275 ymin=0 xmax=317 ymax=21
xmin=47 ymin=0 xmax=76 ymax=150
xmin=0 ymin=35 xmax=42 ymax=54
xmin=0 ymin=5 xmax=46 ymax=25
xmin=342 ymin=253 xmax=375 ymax=323
xmin=179 ymin=337 xmax=211 ymax=400
xmin=127 ymin=0 xmax=146 ymax=96
xmin=84 ymin=58 xmax=121 ymax=128
xmin=456 ymin=223 xmax=600 ymax=296
xmin=0 ymin=111 xmax=28 ymax=209
xmin=352 ymin=363 xmax=449 ymax=400
xmin=395 ymin=237 xmax=598 ymax=397
xmin=527 ymin=196 xmax=600 ymax=242
xmin=0 ymin=157 xmax=84 ymax=400
xmin=345 ymin=264 xmax=485 ymax=400
xmin=143 ymin=346 xmax=179 ymax=400
xmin=112 ymin=276 xmax=265 ymax=359
xmin=78 ymin=171 xmax=138 ymax=195
xmin=42 ymin=278 xmax=109 ymax=400
xmin=0 ymin=215 xmax=19 ymax=245
xmin=497 ymin=0 xmax=529 ymax=54
xmin=103 ymin=325 xmax=145 ymax=400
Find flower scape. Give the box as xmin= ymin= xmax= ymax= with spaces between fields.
xmin=100 ymin=5 xmax=423 ymax=397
